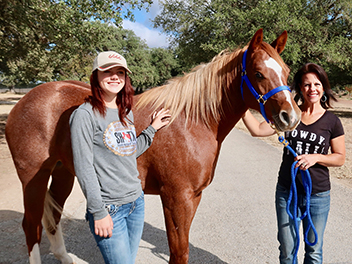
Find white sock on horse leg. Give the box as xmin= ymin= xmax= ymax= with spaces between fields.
xmin=29 ymin=243 xmax=41 ymax=264
xmin=45 ymin=222 xmax=74 ymax=264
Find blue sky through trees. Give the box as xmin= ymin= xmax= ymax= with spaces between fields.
xmin=122 ymin=1 xmax=170 ymax=48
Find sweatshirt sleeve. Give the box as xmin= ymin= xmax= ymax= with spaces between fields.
xmin=69 ymin=108 xmax=108 ymax=220
xmin=136 ymin=125 xmax=157 ymax=158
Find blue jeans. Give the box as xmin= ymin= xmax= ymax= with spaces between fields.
xmin=275 ymin=184 xmax=330 ymax=264
xmin=86 ymin=192 xmax=145 ymax=264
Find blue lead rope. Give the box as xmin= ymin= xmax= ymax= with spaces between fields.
xmin=278 ymin=135 xmax=318 ymax=263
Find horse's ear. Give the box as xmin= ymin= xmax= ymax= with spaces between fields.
xmin=271 ymin=31 xmax=288 ymax=54
xmin=248 ymin=28 xmax=264 ymax=51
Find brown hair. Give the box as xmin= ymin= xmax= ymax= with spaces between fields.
xmin=85 ymin=70 xmax=134 ymax=126
xmin=291 ymin=63 xmax=336 ymax=109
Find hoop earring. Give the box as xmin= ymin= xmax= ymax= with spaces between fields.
xmin=321 ymin=94 xmax=327 ymax=103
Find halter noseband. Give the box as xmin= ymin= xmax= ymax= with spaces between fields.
xmin=240 ymin=49 xmax=291 ymax=123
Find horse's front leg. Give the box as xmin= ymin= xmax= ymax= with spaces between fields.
xmin=160 ymin=188 xmax=202 ymax=264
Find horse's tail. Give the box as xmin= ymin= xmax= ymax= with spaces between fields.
xmin=42 ymin=190 xmax=63 ymax=233
xmin=42 ymin=190 xmax=74 ymax=263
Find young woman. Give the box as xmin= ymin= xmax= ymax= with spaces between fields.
xmin=70 ymin=51 xmax=170 ymax=264
xmin=242 ymin=63 xmax=345 ymax=263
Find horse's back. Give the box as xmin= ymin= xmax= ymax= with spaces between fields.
xmin=5 ymin=81 xmax=90 ymax=178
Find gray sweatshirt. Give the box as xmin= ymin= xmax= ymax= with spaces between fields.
xmin=69 ymin=102 xmax=156 ymax=220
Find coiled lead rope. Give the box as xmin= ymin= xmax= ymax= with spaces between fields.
xmin=275 ymin=130 xmax=318 ymax=263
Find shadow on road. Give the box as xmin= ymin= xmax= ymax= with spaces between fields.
xmin=142 ymin=222 xmax=228 ymax=264
xmin=0 ymin=210 xmax=227 ymax=264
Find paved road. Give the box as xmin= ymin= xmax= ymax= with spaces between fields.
xmin=1 ymin=128 xmax=352 ymax=263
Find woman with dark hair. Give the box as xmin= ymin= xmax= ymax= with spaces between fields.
xmin=292 ymin=63 xmax=337 ymax=110
xmin=241 ymin=63 xmax=345 ymax=263
xmin=70 ymin=51 xmax=170 ymax=264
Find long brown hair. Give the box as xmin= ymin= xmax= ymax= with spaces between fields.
xmin=85 ymin=70 xmax=134 ymax=126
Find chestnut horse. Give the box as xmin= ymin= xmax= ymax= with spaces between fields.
xmin=5 ymin=29 xmax=300 ymax=264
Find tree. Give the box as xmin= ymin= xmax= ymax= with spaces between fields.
xmin=149 ymin=47 xmax=180 ymax=86
xmin=153 ymin=0 xmax=352 ymax=88
xmin=0 ymin=0 xmax=152 ymax=86
xmin=55 ymin=22 xmax=179 ymax=92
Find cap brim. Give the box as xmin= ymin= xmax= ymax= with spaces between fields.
xmin=97 ymin=63 xmax=132 ymax=74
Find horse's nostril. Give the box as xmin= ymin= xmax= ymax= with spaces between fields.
xmin=280 ymin=111 xmax=290 ymax=126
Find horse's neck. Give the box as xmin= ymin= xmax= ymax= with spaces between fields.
xmin=217 ymin=110 xmax=247 ymax=142
xmin=216 ymin=82 xmax=248 ymax=142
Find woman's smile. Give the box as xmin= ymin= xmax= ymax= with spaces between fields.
xmin=98 ymin=66 xmax=126 ymax=104
xmin=300 ymin=72 xmax=324 ymax=105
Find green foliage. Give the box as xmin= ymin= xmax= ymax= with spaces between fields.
xmin=154 ymin=0 xmax=352 ymax=87
xmin=0 ymin=0 xmax=152 ymax=86
xmin=0 ymin=0 xmax=180 ymax=91
xmin=149 ymin=48 xmax=179 ymax=85
xmin=3 ymin=0 xmax=351 ymax=91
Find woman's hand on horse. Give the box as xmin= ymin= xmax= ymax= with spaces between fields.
xmin=151 ymin=108 xmax=171 ymax=130
xmin=94 ymin=215 xmax=114 ymax=238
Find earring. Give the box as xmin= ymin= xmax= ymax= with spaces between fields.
xmin=321 ymin=93 xmax=327 ymax=103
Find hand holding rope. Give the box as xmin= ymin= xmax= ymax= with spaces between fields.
xmin=272 ymin=127 xmax=318 ymax=264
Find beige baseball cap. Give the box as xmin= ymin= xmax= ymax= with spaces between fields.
xmin=92 ymin=51 xmax=132 ymax=74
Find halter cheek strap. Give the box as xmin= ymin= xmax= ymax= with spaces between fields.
xmin=240 ymin=49 xmax=291 ymax=123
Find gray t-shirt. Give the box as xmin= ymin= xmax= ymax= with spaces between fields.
xmin=70 ymin=102 xmax=156 ymax=220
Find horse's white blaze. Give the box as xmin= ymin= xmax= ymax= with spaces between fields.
xmin=29 ymin=243 xmax=41 ymax=264
xmin=264 ymin=58 xmax=298 ymax=125
xmin=265 ymin=58 xmax=294 ymax=106
xmin=283 ymin=89 xmax=295 ymax=111
xmin=264 ymin=57 xmax=284 ymax=86
xmin=45 ymin=222 xmax=74 ymax=264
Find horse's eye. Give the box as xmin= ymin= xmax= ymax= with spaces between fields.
xmin=255 ymin=72 xmax=263 ymax=79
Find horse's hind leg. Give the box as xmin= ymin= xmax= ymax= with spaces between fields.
xmin=21 ymin=168 xmax=51 ymax=264
xmin=42 ymin=162 xmax=75 ymax=264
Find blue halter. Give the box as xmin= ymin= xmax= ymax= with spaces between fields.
xmin=240 ymin=49 xmax=291 ymax=123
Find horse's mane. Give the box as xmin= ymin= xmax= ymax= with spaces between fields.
xmin=136 ymin=47 xmax=245 ymax=127
xmin=136 ymin=42 xmax=289 ymax=127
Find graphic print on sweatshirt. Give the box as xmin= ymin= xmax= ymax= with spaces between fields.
xmin=103 ymin=121 xmax=137 ymax=156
